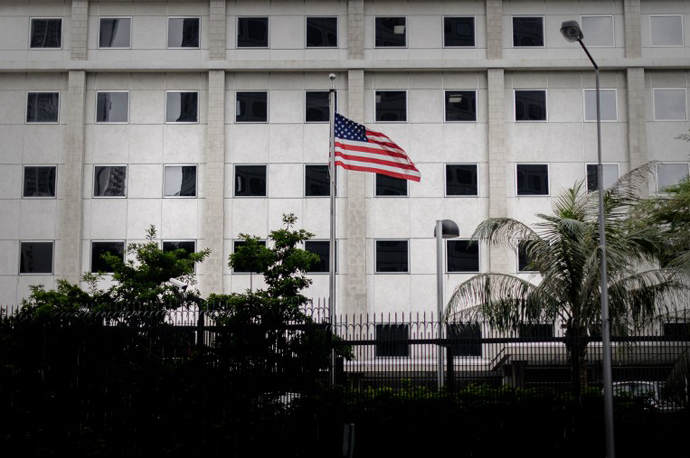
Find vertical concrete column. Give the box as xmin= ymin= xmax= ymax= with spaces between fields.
xmin=627 ymin=68 xmax=648 ymax=170
xmin=487 ymin=68 xmax=511 ymax=272
xmin=345 ymin=70 xmax=366 ymax=315
xmin=201 ymin=70 xmax=226 ymax=295
xmin=347 ymin=0 xmax=364 ymax=60
xmin=624 ymin=0 xmax=642 ymax=59
xmin=70 ymin=0 xmax=89 ymax=60
xmin=486 ymin=0 xmax=503 ymax=60
xmin=55 ymin=71 xmax=86 ymax=283
xmin=209 ymin=0 xmax=227 ymax=60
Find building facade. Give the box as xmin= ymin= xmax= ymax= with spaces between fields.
xmin=1 ymin=0 xmax=689 ymax=316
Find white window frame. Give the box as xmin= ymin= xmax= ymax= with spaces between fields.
xmin=515 ymin=163 xmax=550 ymax=197
xmin=650 ymin=14 xmax=685 ymax=47
xmin=514 ymin=89 xmax=548 ymax=122
xmin=444 ymin=163 xmax=479 ymax=197
xmin=305 ymin=16 xmax=338 ymax=49
xmin=235 ymin=91 xmax=269 ymax=123
xmin=305 ymin=90 xmax=331 ymax=124
xmin=163 ymin=164 xmax=198 ymax=198
xmin=26 ymin=91 xmax=60 ymax=124
xmin=22 ymin=165 xmax=57 ymax=199
xmin=583 ymin=89 xmax=618 ymax=122
xmin=656 ymin=162 xmax=690 ymax=193
xmin=516 ymin=243 xmax=538 ymax=274
xmin=18 ymin=240 xmax=55 ymax=275
xmin=585 ymin=163 xmax=620 ymax=192
xmin=374 ymin=16 xmax=408 ymax=49
xmin=446 ymin=239 xmax=481 ymax=274
xmin=653 ymin=88 xmax=688 ymax=121
xmin=93 ymin=164 xmax=128 ymax=198
xmin=233 ymin=164 xmax=268 ymax=198
xmin=441 ymin=16 xmax=477 ymax=48
xmin=374 ymin=239 xmax=410 ymax=274
xmin=375 ymin=90 xmax=408 ymax=123
xmin=237 ymin=16 xmax=270 ymax=48
xmin=29 ymin=17 xmax=63 ymax=50
xmin=95 ymin=91 xmax=130 ymax=124
xmin=162 ymin=239 xmax=197 ymax=272
xmin=580 ymin=15 xmax=615 ymax=48
xmin=512 ymin=15 xmax=545 ymax=48
xmin=165 ymin=90 xmax=200 ymax=124
xmin=90 ymin=240 xmax=126 ymax=274
xmin=167 ymin=16 xmax=201 ymax=49
xmin=97 ymin=17 xmax=132 ymax=49
xmin=375 ymin=174 xmax=408 ymax=198
xmin=304 ymin=163 xmax=330 ymax=198
xmin=304 ymin=239 xmax=334 ymax=274
xmin=444 ymin=90 xmax=478 ymax=123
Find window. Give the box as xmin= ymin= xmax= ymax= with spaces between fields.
xmin=168 ymin=17 xmax=200 ymax=48
xmin=164 ymin=165 xmax=197 ymax=197
xmin=584 ymin=89 xmax=617 ymax=122
xmin=236 ymin=92 xmax=268 ymax=123
xmin=91 ymin=241 xmax=125 ymax=273
xmin=305 ymin=165 xmax=329 ymax=197
xmin=375 ymin=324 xmax=409 ymax=357
xmin=375 ymin=91 xmax=406 ymax=122
xmin=515 ymin=90 xmax=547 ymax=121
xmin=657 ymin=163 xmax=689 ymax=192
xmin=446 ymin=164 xmax=478 ymax=196
xmin=30 ymin=18 xmax=62 ymax=48
xmin=26 ymin=92 xmax=59 ymax=123
xmin=513 ymin=17 xmax=543 ymax=47
xmin=663 ymin=322 xmax=689 ymax=339
xmin=653 ymin=89 xmax=687 ymax=121
xmin=232 ymin=240 xmax=267 ymax=273
xmin=446 ymin=323 xmax=481 ymax=357
xmin=99 ymin=18 xmax=131 ymax=48
xmin=444 ymin=17 xmax=475 ymax=47
xmin=306 ymin=17 xmax=337 ymax=48
xmin=94 ymin=166 xmax=127 ymax=197
xmin=517 ymin=241 xmax=536 ymax=272
xmin=305 ymin=240 xmax=331 ymax=273
xmin=96 ymin=92 xmax=129 ymax=123
xmin=163 ymin=240 xmax=196 ymax=257
xmin=235 ymin=165 xmax=267 ymax=197
xmin=516 ymin=164 xmax=549 ymax=196
xmin=375 ymin=17 xmax=406 ymax=47
xmin=586 ymin=164 xmax=619 ymax=192
xmin=19 ymin=241 xmax=53 ymax=274
xmin=445 ymin=91 xmax=477 ymax=122
xmin=447 ymin=240 xmax=479 ymax=273
xmin=519 ymin=324 xmax=554 ymax=338
xmin=650 ymin=15 xmax=684 ymax=47
xmin=237 ymin=17 xmax=268 ymax=47
xmin=581 ymin=16 xmax=614 ymax=47
xmin=376 ymin=174 xmax=407 ymax=196
xmin=306 ymin=91 xmax=331 ymax=123
xmin=23 ymin=166 xmax=56 ymax=198
xmin=375 ymin=240 xmax=409 ymax=273
xmin=166 ymin=91 xmax=199 ymax=123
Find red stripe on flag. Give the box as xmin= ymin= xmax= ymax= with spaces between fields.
xmin=335 ymin=150 xmax=420 ymax=171
xmin=335 ymin=161 xmax=421 ymax=182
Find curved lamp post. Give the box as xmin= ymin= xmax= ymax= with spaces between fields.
xmin=435 ymin=219 xmax=460 ymax=391
xmin=561 ymin=20 xmax=615 ymax=458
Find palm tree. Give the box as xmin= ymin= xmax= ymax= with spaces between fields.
xmin=446 ymin=166 xmax=689 ymax=397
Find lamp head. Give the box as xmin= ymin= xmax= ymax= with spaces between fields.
xmin=560 ymin=20 xmax=583 ymax=43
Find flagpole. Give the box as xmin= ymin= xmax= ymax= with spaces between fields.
xmin=328 ymin=73 xmax=337 ymax=387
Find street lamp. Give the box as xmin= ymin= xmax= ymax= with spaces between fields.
xmin=435 ymin=219 xmax=460 ymax=391
xmin=561 ymin=20 xmax=615 ymax=458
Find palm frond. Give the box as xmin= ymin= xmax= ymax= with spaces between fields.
xmin=470 ymin=218 xmax=538 ymax=249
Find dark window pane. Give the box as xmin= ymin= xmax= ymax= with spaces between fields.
xmin=164 ymin=166 xmax=197 ymax=197
xmin=305 ymin=165 xmax=330 ymax=197
xmin=238 ymin=17 xmax=268 ymax=47
xmin=168 ymin=18 xmax=199 ymax=47
xmin=19 ymin=242 xmax=53 ymax=274
xmin=305 ymin=240 xmax=330 ymax=273
xmin=376 ymin=91 xmax=406 ymax=122
xmin=306 ymin=91 xmax=331 ymax=122
xmin=513 ymin=17 xmax=544 ymax=46
xmin=99 ymin=18 xmax=131 ymax=47
xmin=166 ymin=92 xmax=198 ymax=123
xmin=306 ymin=17 xmax=337 ymax=47
xmin=163 ymin=241 xmax=196 ymax=258
xmin=376 ymin=174 xmax=407 ymax=196
xmin=376 ymin=240 xmax=408 ymax=273
xmin=515 ymin=90 xmax=546 ymax=121
xmin=447 ymin=240 xmax=479 ymax=273
xmin=30 ymin=19 xmax=62 ymax=48
xmin=233 ymin=240 xmax=266 ymax=273
xmin=94 ymin=166 xmax=127 ymax=197
xmin=23 ymin=166 xmax=56 ymax=197
xmin=236 ymin=92 xmax=268 ymax=122
xmin=446 ymin=164 xmax=478 ymax=196
xmin=519 ymin=324 xmax=553 ymax=338
xmin=27 ymin=92 xmax=59 ymax=123
xmin=517 ymin=164 xmax=549 ymax=195
xmin=375 ymin=324 xmax=409 ymax=357
xmin=375 ymin=17 xmax=406 ymax=47
xmin=96 ymin=92 xmax=129 ymax=123
xmin=444 ymin=17 xmax=475 ymax=47
xmin=91 ymin=241 xmax=125 ymax=273
xmin=445 ymin=91 xmax=476 ymax=121
xmin=518 ymin=241 xmax=535 ymax=272
xmin=446 ymin=323 xmax=481 ymax=357
xmin=235 ymin=165 xmax=267 ymax=197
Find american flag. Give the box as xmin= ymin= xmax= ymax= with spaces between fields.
xmin=334 ymin=113 xmax=421 ymax=182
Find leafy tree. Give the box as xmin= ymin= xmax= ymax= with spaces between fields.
xmin=446 ymin=168 xmax=689 ymax=398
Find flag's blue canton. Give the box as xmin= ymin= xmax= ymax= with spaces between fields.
xmin=335 ymin=113 xmax=368 ymax=142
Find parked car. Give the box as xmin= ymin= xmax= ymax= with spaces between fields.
xmin=610 ymin=381 xmax=678 ymax=413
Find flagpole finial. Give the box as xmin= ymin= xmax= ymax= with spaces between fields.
xmin=329 ymin=73 xmax=336 ymax=90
